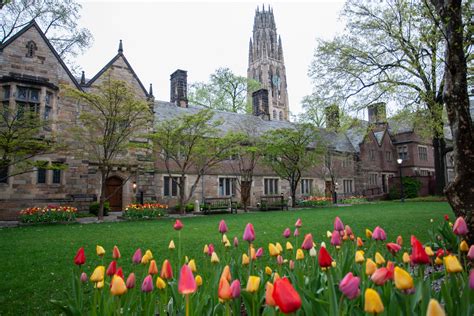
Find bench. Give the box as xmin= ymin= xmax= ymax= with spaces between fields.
xmin=259 ymin=195 xmax=288 ymax=211
xmin=202 ymin=197 xmax=237 ymax=214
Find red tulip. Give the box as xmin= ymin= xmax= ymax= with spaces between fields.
xmin=372 ymin=226 xmax=387 ymax=241
xmin=295 ymin=218 xmax=302 ymax=228
xmin=141 ymin=275 xmax=154 ymax=292
xmin=334 ymin=216 xmax=344 ymax=232
xmin=386 ymin=261 xmax=395 ymax=280
xmin=444 ymin=214 xmax=449 ymax=221
xmin=112 ymin=245 xmax=121 ymax=259
xmin=178 ymin=264 xmax=197 ymax=295
xmin=453 ymin=217 xmax=468 ymax=235
xmin=272 ymin=277 xmax=302 ymax=314
xmin=301 ymin=233 xmax=314 ymax=250
xmin=173 ymin=219 xmax=183 ymax=231
xmin=371 ymin=268 xmax=391 ymax=285
xmin=410 ymin=236 xmax=430 ymax=264
xmin=339 ymin=272 xmax=360 ymax=300
xmin=126 ymin=273 xmax=136 ymax=289
xmin=106 ymin=261 xmax=117 ymax=276
xmin=283 ymin=228 xmax=291 ymax=238
xmin=243 ymin=223 xmax=255 ymax=242
xmin=115 ymin=267 xmax=124 ymax=279
xmin=230 ymin=279 xmax=241 ymax=298
xmin=74 ymin=247 xmax=86 ymax=266
xmin=386 ymin=243 xmax=401 ymax=254
xmin=318 ymin=246 xmax=333 ymax=268
xmin=132 ymin=248 xmax=142 ymax=264
xmin=160 ymin=259 xmax=173 ymax=279
xmin=219 ymin=220 xmax=228 ymax=234
xmin=330 ymin=230 xmax=341 ymax=246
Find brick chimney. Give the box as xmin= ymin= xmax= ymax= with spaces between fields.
xmin=368 ymin=103 xmax=387 ymax=124
xmin=170 ymin=69 xmax=188 ymax=108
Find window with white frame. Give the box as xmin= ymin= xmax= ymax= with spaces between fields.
xmin=343 ymin=179 xmax=353 ymax=194
xmin=219 ymin=177 xmax=236 ymax=197
xmin=300 ymin=179 xmax=313 ymax=195
xmin=397 ymin=145 xmax=408 ymax=160
xmin=368 ymin=173 xmax=378 ymax=186
xmin=419 ymin=169 xmax=430 ymax=176
xmin=164 ymin=176 xmax=181 ymax=197
xmin=264 ymin=178 xmax=279 ymax=195
xmin=418 ymin=146 xmax=428 ymax=161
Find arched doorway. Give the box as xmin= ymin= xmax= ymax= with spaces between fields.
xmin=105 ymin=176 xmax=123 ymax=211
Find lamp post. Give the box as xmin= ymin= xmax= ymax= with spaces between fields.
xmin=397 ymin=158 xmax=405 ymax=202
xmin=332 ymin=182 xmax=338 ymax=204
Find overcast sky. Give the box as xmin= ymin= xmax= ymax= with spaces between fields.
xmin=76 ymin=1 xmax=345 ymax=116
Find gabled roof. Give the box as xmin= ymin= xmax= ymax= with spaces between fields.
xmin=0 ymin=20 xmax=82 ymax=90
xmin=373 ymin=130 xmax=385 ymax=146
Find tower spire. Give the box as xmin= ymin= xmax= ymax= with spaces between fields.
xmin=80 ymin=71 xmax=86 ymax=85
xmin=148 ymin=83 xmax=153 ymax=97
xmin=118 ymin=40 xmax=123 ymax=54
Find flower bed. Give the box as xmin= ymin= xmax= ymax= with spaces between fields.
xmin=297 ymin=196 xmax=332 ymax=207
xmin=122 ymin=203 xmax=168 ymax=220
xmin=59 ymin=215 xmax=473 ymax=315
xmin=339 ymin=195 xmax=368 ymax=204
xmin=19 ymin=205 xmax=77 ymax=223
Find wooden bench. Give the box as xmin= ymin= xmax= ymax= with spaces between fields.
xmin=202 ymin=197 xmax=237 ymax=214
xmin=259 ymin=195 xmax=288 ymax=211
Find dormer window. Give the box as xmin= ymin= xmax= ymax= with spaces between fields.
xmin=26 ymin=41 xmax=37 ymax=58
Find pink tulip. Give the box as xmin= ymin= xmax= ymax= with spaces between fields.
xmin=453 ymin=217 xmax=468 ymax=235
xmin=283 ymin=228 xmax=291 ymax=238
xmin=230 ymin=280 xmax=241 ymax=298
xmin=126 ymin=273 xmax=136 ymax=289
xmin=277 ymin=255 xmax=284 ymax=265
xmin=301 ymin=233 xmax=314 ymax=250
xmin=339 ymin=272 xmax=360 ymax=300
xmin=371 ymin=268 xmax=391 ymax=285
xmin=178 ymin=264 xmax=197 ymax=295
xmin=467 ymin=245 xmax=474 ymax=261
xmin=372 ymin=226 xmax=387 ymax=241
xmin=141 ymin=275 xmax=154 ymax=292
xmin=396 ymin=235 xmax=403 ymax=246
xmin=289 ymin=260 xmax=295 ymax=270
xmin=256 ymin=247 xmax=263 ymax=258
xmin=80 ymin=272 xmax=88 ymax=283
xmin=219 ymin=220 xmax=228 ymax=234
xmin=293 ymin=228 xmax=300 ymax=237
xmin=132 ymin=248 xmax=142 ymax=264
xmin=208 ymin=243 xmax=215 ymax=256
xmin=295 ymin=218 xmax=302 ymax=228
xmin=334 ymin=217 xmax=344 ymax=232
xmin=173 ymin=219 xmax=183 ymax=231
xmin=330 ymin=230 xmax=341 ymax=246
xmin=344 ymin=225 xmax=353 ymax=236
xmin=386 ymin=243 xmax=402 ymax=254
xmin=233 ymin=237 xmax=239 ymax=248
xmin=469 ymin=270 xmax=474 ymax=290
xmin=243 ymin=223 xmax=255 ymax=242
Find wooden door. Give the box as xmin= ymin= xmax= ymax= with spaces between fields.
xmin=325 ymin=181 xmax=333 ymax=197
xmin=105 ymin=176 xmax=123 ymax=211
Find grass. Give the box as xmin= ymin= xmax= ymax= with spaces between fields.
xmin=0 ymin=201 xmax=450 ymax=315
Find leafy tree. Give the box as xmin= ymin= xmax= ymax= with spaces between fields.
xmin=262 ymin=123 xmax=325 ymax=207
xmin=151 ymin=109 xmax=244 ymax=214
xmin=309 ymin=0 xmax=472 ymax=195
xmin=0 ymin=0 xmax=93 ymax=70
xmin=64 ymin=75 xmax=152 ymax=220
xmin=188 ymin=68 xmax=260 ymax=114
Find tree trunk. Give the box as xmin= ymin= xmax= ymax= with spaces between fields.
xmin=179 ymin=176 xmax=186 ymax=215
xmin=241 ymin=180 xmax=252 ymax=212
xmin=98 ymin=171 xmax=106 ymax=221
xmin=432 ymin=135 xmax=447 ymax=195
xmin=290 ymin=180 xmax=297 ymax=208
xmin=432 ymin=0 xmax=474 ymax=243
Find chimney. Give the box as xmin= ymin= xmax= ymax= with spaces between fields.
xmin=170 ymin=69 xmax=188 ymax=108
xmin=252 ymin=89 xmax=270 ymax=120
xmin=368 ymin=103 xmax=387 ymax=124
xmin=325 ymin=104 xmax=340 ymax=131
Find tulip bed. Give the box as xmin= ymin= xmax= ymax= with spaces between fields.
xmin=19 ymin=205 xmax=77 ymax=223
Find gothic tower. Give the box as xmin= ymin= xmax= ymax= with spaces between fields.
xmin=248 ymin=5 xmax=289 ymax=121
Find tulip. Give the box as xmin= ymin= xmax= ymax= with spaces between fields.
xmin=272 ymin=277 xmax=302 ymax=314
xmin=233 ymin=237 xmax=239 ymax=248
xmin=243 ymin=223 xmax=255 ymax=242
xmin=211 ymin=252 xmax=220 ymax=263
xmin=265 ymin=282 xmax=276 ymax=306
xmin=435 ymin=256 xmax=443 ymax=265
xmin=95 ymin=280 xmax=104 ymax=289
xmin=141 ymin=275 xmax=154 ymax=292
xmin=309 ymin=247 xmax=317 ymax=257
xmin=453 ymin=216 xmax=468 ymax=235
xmin=365 ymin=229 xmax=372 ymax=239
xmin=80 ymin=272 xmax=88 ymax=283
xmin=274 ymin=272 xmax=281 ymax=281
xmin=256 ymin=247 xmax=263 ymax=258
xmin=355 ymin=250 xmax=365 ymax=263
xmin=195 ymin=275 xmax=202 ymax=287
xmin=402 ymin=252 xmax=410 ymax=264
xmin=74 ymin=247 xmax=86 ymax=266
xmin=469 ymin=270 xmax=474 ymax=290
xmin=246 ymin=276 xmax=260 ymax=293
xmin=96 ymin=245 xmax=105 ymax=257
xmin=110 ymin=275 xmax=127 ymax=296
xmin=301 ymin=233 xmax=314 ymax=250
xmin=394 ymin=267 xmax=413 ymax=290
xmin=208 ymin=244 xmax=215 ymax=256
xmin=386 ymin=261 xmax=395 ymax=280
xmin=222 ymin=234 xmax=229 ymax=245
xmin=386 ymin=243 xmax=401 ymax=254
xmin=218 ymin=220 xmax=228 ymax=234
xmin=427 ymin=299 xmax=446 ymax=316
xmin=188 ymin=259 xmax=197 ymax=272
xmin=371 ymin=268 xmax=391 ymax=285
xmin=424 ymin=246 xmax=434 ymax=257
xmin=467 ymin=245 xmax=474 ymax=260
xmin=168 ymin=240 xmax=175 ymax=250
xmin=283 ymin=228 xmax=291 ymax=238
xmin=265 ymin=266 xmax=273 ymax=275
xmin=318 ymin=246 xmax=333 ymax=268
xmin=294 ymin=228 xmax=300 ymax=237
xmin=460 ymin=240 xmax=469 ymax=252
xmin=345 ymin=225 xmax=353 ymax=236
xmin=160 ymin=259 xmax=173 ymax=279
xmin=372 ymin=226 xmax=387 ymax=241
xmin=444 ymin=214 xmax=450 ymax=221
xmin=295 ymin=218 xmax=302 ymax=228
xmin=396 ymin=235 xmax=403 ymax=246
xmin=357 ymin=237 xmax=364 ymax=247
xmin=286 ymin=241 xmax=293 ymax=251
xmin=156 ymin=276 xmax=167 ymax=289
xmin=296 ymin=249 xmax=304 ymax=260
xmin=115 ymin=267 xmax=124 ymax=279
xmin=230 ymin=280 xmax=241 ymax=298
xmin=366 ymin=259 xmax=377 ymax=275
xmin=277 ymin=255 xmax=284 ymax=265
xmin=289 ymin=260 xmax=295 ymax=270
xmin=339 ymin=272 xmax=360 ymax=299
xmin=218 ymin=277 xmax=232 ymax=301
xmin=203 ymin=244 xmax=209 ymax=254
xmin=326 ymin=230 xmax=332 ymax=238
xmin=141 ymin=249 xmax=153 ymax=265
xmin=132 ymin=248 xmax=142 ymax=264
xmin=126 ymin=273 xmax=136 ymax=289
xmin=221 ymin=265 xmax=232 ymax=282
xmin=112 ymin=245 xmax=121 ymax=259
xmin=178 ymin=264 xmax=197 ymax=294
xmin=334 ymin=216 xmax=344 ymax=231
xmin=364 ymin=288 xmax=384 ymax=314
xmin=411 ymin=236 xmax=430 ymax=264
xmin=444 ymin=255 xmax=463 ymax=273
xmin=275 ymin=242 xmax=283 ymax=252
xmin=375 ymin=252 xmax=385 ymax=265
xmin=90 ymin=266 xmax=105 ymax=283
xmin=148 ymin=260 xmax=158 ymax=275
xmin=173 ymin=219 xmax=183 ymax=230
xmin=269 ymin=243 xmax=280 ymax=257
xmin=242 ymin=253 xmax=249 ymax=265
xmin=330 ymin=230 xmax=341 ymax=246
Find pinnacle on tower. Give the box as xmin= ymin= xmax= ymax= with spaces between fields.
xmin=118 ymin=40 xmax=123 ymax=54
xmin=80 ymin=71 xmax=86 ymax=85
xmin=148 ymin=83 xmax=153 ymax=97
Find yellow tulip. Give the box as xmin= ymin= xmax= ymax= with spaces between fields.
xmin=394 ymin=267 xmax=414 ymax=290
xmin=273 ymin=272 xmax=280 ymax=281
xmin=250 ymin=246 xmax=256 ymax=260
xmin=156 ymin=277 xmax=167 ymax=289
xmin=296 ymin=249 xmax=304 ymax=260
xmin=242 ymin=253 xmax=250 ymax=265
xmin=224 ymin=240 xmax=231 ymax=248
xmin=364 ymin=288 xmax=384 ymax=314
xmin=110 ymin=275 xmax=127 ymax=296
xmin=211 ymin=252 xmax=220 ymax=263
xmin=443 ymin=255 xmax=463 ymax=273
xmin=286 ymin=241 xmax=293 ymax=251
xmin=269 ymin=243 xmax=280 ymax=257
xmin=426 ymin=299 xmax=445 ymax=316
xmin=90 ymin=266 xmax=105 ymax=283
xmin=434 ymin=256 xmax=443 ymax=265
xmin=366 ymin=229 xmax=373 ymax=239
xmin=246 ymin=276 xmax=260 ymax=293
xmin=460 ymin=240 xmax=469 ymax=252
xmin=375 ymin=252 xmax=385 ymax=265
xmin=222 ymin=234 xmax=229 ymax=244
xmin=188 ymin=259 xmax=197 ymax=272
xmin=327 ymin=230 xmax=332 ymax=238
xmin=331 ymin=261 xmax=337 ymax=268
xmin=168 ymin=240 xmax=175 ymax=250
xmin=96 ymin=245 xmax=105 ymax=257
xmin=402 ymin=252 xmax=410 ymax=264
xmin=203 ymin=244 xmax=209 ymax=254
xmin=265 ymin=266 xmax=272 ymax=275
xmin=275 ymin=242 xmax=283 ymax=253
xmin=95 ymin=280 xmax=104 ymax=289
xmin=355 ymin=250 xmax=365 ymax=263
xmin=425 ymin=246 xmax=434 ymax=257
xmin=195 ymin=275 xmax=203 ymax=287
xmin=141 ymin=249 xmax=153 ymax=265
xmin=366 ymin=259 xmax=377 ymax=275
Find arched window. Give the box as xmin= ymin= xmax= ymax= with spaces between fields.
xmin=26 ymin=41 xmax=37 ymax=58
xmin=279 ymin=111 xmax=283 ymax=121
xmin=273 ymin=110 xmax=277 ymax=119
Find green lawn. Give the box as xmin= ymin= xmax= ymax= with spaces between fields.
xmin=0 ymin=201 xmax=450 ymax=315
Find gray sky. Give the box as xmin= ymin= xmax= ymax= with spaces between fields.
xmin=76 ymin=1 xmax=345 ymax=116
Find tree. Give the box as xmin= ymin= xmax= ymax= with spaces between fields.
xmin=262 ymin=124 xmax=325 ymax=207
xmin=64 ymin=75 xmax=152 ymax=220
xmin=430 ymin=0 xmax=474 ymax=243
xmin=151 ymin=109 xmax=244 ymax=214
xmin=309 ymin=0 xmax=472 ymax=195
xmin=0 ymin=0 xmax=93 ymax=70
xmin=188 ymin=67 xmax=260 ymax=114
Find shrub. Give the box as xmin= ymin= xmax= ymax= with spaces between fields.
xmin=174 ymin=203 xmax=195 ymax=213
xmin=297 ymin=196 xmax=332 ymax=207
xmin=123 ymin=203 xmax=168 ymax=220
xmin=388 ymin=177 xmax=422 ymax=199
xmin=89 ymin=202 xmax=110 ymax=216
xmin=339 ymin=195 xmax=368 ymax=204
xmin=19 ymin=205 xmax=77 ymax=223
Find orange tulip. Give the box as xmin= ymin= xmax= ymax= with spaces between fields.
xmin=161 ymin=259 xmax=173 ymax=279
xmin=112 ymin=245 xmax=121 ymax=259
xmin=148 ymin=260 xmax=158 ymax=275
xmin=265 ymin=282 xmax=276 ymax=306
xmin=221 ymin=265 xmax=232 ymax=282
xmin=218 ymin=277 xmax=232 ymax=301
xmin=110 ymin=275 xmax=127 ymax=296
